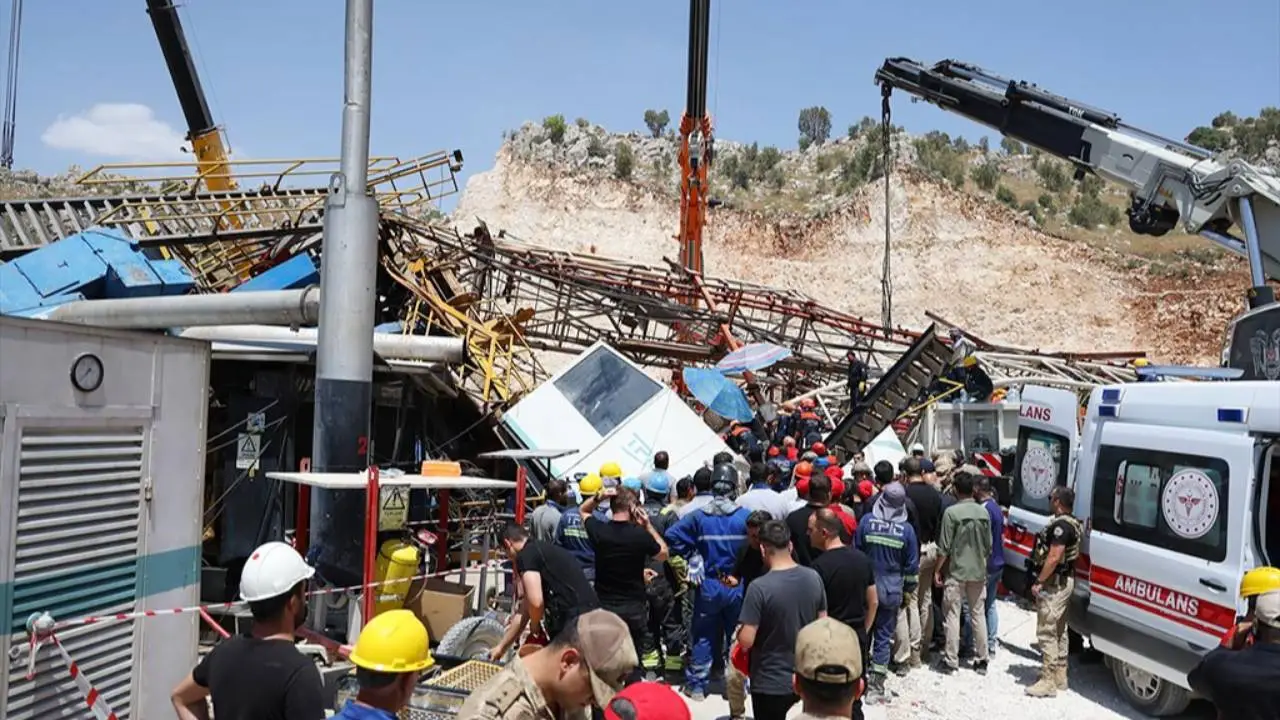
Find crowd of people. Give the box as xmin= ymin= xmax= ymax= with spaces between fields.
xmin=477 ymin=406 xmax=1052 ymax=720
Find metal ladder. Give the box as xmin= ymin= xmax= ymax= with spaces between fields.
xmin=826 ymin=323 xmax=952 ymax=455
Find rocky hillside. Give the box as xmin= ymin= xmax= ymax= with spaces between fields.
xmin=454 ymin=112 xmax=1279 ymax=365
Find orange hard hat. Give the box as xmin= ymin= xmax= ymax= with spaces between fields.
xmin=794 ymin=461 xmax=813 ymax=477
xmin=767 ymin=446 xmax=780 ymax=457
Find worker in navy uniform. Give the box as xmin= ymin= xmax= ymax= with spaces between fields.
xmin=1189 ymin=585 xmax=1280 ymax=720
xmin=1025 ymin=486 xmax=1083 ymax=698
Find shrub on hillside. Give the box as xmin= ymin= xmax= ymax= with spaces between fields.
xmin=978 ymin=136 xmax=990 ymax=154
xmin=1036 ymin=161 xmax=1070 ymax=193
xmin=575 ymin=117 xmax=590 ymax=129
xmin=970 ymin=159 xmax=1000 ymax=191
xmin=643 ymin=109 xmax=670 ymax=138
xmin=614 ymin=142 xmax=634 ymax=180
xmin=815 ymin=151 xmax=841 ymax=174
xmin=914 ymin=131 xmax=966 ymax=188
xmin=1037 ymin=193 xmax=1056 ymax=212
xmin=1068 ymin=195 xmax=1122 ymax=227
xmin=1000 ymin=137 xmax=1026 ymax=155
xmin=587 ymin=135 xmax=608 ymax=158
xmin=543 ymin=115 xmax=567 ymax=144
xmin=757 ymin=146 xmax=782 ymax=175
xmin=995 ymin=184 xmax=1018 ymax=208
xmin=1020 ymin=199 xmax=1043 ymax=223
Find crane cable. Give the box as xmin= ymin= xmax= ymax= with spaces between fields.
xmin=1 ymin=0 xmax=22 ymax=169
xmin=879 ymin=84 xmax=893 ymax=336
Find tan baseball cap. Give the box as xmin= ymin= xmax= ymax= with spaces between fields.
xmin=794 ymin=617 xmax=862 ymax=684
xmin=1255 ymin=590 xmax=1280 ymax=628
xmin=575 ymin=609 xmax=639 ymax=706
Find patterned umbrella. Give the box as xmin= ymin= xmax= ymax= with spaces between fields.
xmin=714 ymin=342 xmax=793 ymax=374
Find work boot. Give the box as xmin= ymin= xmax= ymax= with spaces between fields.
xmin=909 ymin=652 xmax=923 ymax=669
xmin=864 ymin=673 xmax=887 ymax=704
xmin=1025 ymin=672 xmax=1058 ymax=698
xmin=1054 ymin=666 xmax=1069 ymax=691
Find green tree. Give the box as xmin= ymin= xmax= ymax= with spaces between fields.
xmin=978 ymin=136 xmax=990 ymax=154
xmin=756 ymin=146 xmax=782 ymax=177
xmin=1079 ymin=174 xmax=1105 ymax=199
xmin=1000 ymin=137 xmax=1026 ymax=156
xmin=952 ymin=136 xmax=971 ymax=152
xmin=1186 ymin=126 xmax=1230 ymax=152
xmin=914 ymin=131 xmax=965 ymax=188
xmin=798 ymin=106 xmax=833 ymax=147
xmin=1211 ymin=111 xmax=1239 ymax=128
xmin=614 ymin=141 xmax=634 ymax=180
xmin=995 ymin=184 xmax=1018 ymax=208
xmin=543 ymin=114 xmax=567 ymax=145
xmin=643 ymin=109 xmax=670 ymax=138
xmin=970 ymin=159 xmax=1000 ymax=191
xmin=1068 ymin=195 xmax=1122 ymax=227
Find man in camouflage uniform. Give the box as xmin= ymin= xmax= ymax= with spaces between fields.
xmin=1025 ymin=486 xmax=1083 ymax=698
xmin=458 ymin=609 xmax=638 ymax=719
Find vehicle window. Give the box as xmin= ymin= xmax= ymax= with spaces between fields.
xmin=1091 ymin=445 xmax=1229 ymax=562
xmin=553 ymin=347 xmax=661 ymax=436
xmin=1012 ymin=427 xmax=1069 ymax=514
xmin=932 ymin=411 xmax=961 ymax=451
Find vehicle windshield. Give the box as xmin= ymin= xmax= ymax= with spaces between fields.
xmin=1263 ymin=444 xmax=1280 ymax=566
xmin=1012 ymin=426 xmax=1069 ymax=514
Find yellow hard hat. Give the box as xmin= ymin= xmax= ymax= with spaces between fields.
xmin=348 ymin=609 xmax=434 ymax=673
xmin=1241 ymin=566 xmax=1280 ymax=598
xmin=962 ymin=356 xmax=977 ymax=368
xmin=599 ymin=461 xmax=623 ymax=479
xmin=579 ymin=473 xmax=603 ymax=496
xmin=1131 ymin=358 xmax=1150 ymax=368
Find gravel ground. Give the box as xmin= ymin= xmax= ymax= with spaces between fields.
xmin=681 ymin=597 xmax=1217 ymax=720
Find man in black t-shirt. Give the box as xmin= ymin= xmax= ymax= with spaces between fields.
xmin=170 ymin=541 xmax=325 ymax=720
xmin=491 ymin=523 xmax=600 ymax=661
xmin=808 ymin=508 xmax=877 ymax=720
xmin=579 ymin=485 xmax=668 ymax=677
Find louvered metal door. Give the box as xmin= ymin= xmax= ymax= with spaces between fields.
xmin=3 ymin=422 xmax=148 ymax=720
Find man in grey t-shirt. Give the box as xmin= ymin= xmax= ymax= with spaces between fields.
xmin=736 ymin=520 xmax=827 ymax=720
xmin=529 ymin=479 xmax=569 ymax=543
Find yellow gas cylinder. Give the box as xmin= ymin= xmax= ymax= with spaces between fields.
xmin=373 ymin=539 xmax=421 ymax=616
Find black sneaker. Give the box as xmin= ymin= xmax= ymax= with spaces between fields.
xmin=887 ymin=661 xmax=910 ymax=677
xmin=935 ymin=661 xmax=958 ymax=675
xmin=972 ymin=660 xmax=989 ymax=676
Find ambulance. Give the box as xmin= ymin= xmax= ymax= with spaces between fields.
xmin=1007 ymin=381 xmax=1280 ymax=716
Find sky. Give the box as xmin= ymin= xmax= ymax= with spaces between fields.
xmin=10 ymin=0 xmax=1280 ymax=208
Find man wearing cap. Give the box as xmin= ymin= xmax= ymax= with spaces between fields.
xmin=854 ymin=482 xmax=919 ymax=702
xmin=460 ymin=609 xmax=639 ymax=719
xmin=793 ymin=617 xmax=866 ymax=720
xmin=1189 ymin=589 xmax=1280 ymax=719
xmin=602 ymin=682 xmax=692 ymax=720
xmin=170 ymin=542 xmax=324 ymax=720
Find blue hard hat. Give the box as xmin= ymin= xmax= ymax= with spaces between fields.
xmin=644 ymin=472 xmax=670 ymax=496
xmin=622 ymin=476 xmax=643 ymax=491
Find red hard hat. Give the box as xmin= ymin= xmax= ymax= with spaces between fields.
xmin=811 ymin=441 xmax=827 ymax=455
xmin=767 ymin=446 xmax=780 ymax=458
xmin=831 ymin=477 xmax=846 ymax=498
xmin=858 ymin=480 xmax=876 ymax=499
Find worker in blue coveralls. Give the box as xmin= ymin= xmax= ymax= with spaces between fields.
xmin=663 ymin=463 xmax=751 ymax=701
xmin=855 ymin=481 xmax=919 ymax=705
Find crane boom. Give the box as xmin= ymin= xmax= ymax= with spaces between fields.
xmin=145 ymin=0 xmax=236 ymax=193
xmin=874 ymin=57 xmax=1280 ymax=307
xmin=676 ymin=0 xmax=712 ymax=276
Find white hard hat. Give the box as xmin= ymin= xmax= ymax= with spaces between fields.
xmin=910 ymin=443 xmax=925 ymax=453
xmin=239 ymin=541 xmax=316 ymax=602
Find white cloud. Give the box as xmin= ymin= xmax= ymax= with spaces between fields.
xmin=41 ymin=103 xmax=188 ymax=161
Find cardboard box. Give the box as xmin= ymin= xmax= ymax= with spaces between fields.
xmin=405 ymin=578 xmax=475 ymax=641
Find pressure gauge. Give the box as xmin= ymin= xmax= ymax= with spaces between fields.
xmin=70 ymin=353 xmax=104 ymax=392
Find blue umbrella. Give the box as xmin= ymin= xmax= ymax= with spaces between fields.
xmin=715 ymin=342 xmax=793 ymax=373
xmin=682 ymin=367 xmax=754 ymax=422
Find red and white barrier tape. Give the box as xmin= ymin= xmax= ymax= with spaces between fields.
xmin=48 ymin=560 xmax=504 ymax=632
xmin=52 ymin=635 xmax=119 ymax=720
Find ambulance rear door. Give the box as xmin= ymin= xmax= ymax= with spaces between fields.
xmin=1082 ymin=416 xmax=1253 ymax=686
xmin=1004 ymin=386 xmax=1079 ymax=588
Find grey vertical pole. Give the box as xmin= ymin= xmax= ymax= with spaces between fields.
xmin=1239 ymin=197 xmax=1276 ymax=308
xmin=309 ymin=0 xmax=380 ymax=584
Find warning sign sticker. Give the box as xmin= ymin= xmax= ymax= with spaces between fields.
xmin=379 ymin=486 xmax=409 ymax=530
xmin=1161 ymin=469 xmax=1220 ymax=539
xmin=236 ymin=433 xmax=261 ymax=470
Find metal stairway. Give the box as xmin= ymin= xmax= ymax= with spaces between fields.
xmin=826 ymin=323 xmax=952 ymax=455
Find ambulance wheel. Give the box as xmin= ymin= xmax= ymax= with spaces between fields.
xmin=437 ymin=615 xmax=505 ymax=660
xmin=1110 ymin=659 xmax=1190 ymax=717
